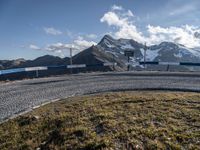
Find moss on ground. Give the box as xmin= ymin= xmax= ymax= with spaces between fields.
xmin=0 ymin=91 xmax=200 ymax=150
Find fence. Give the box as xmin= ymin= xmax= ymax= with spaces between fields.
xmin=1 ymin=61 xmax=200 ymax=80
xmin=0 ymin=63 xmax=117 ymax=80
xmin=139 ymin=61 xmax=200 ymax=66
xmin=138 ymin=61 xmax=200 ymax=71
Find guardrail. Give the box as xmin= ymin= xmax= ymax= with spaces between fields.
xmin=138 ymin=61 xmax=200 ymax=71
xmin=0 ymin=62 xmax=117 ymax=76
xmin=0 ymin=68 xmax=25 ymax=75
xmin=139 ymin=61 xmax=200 ymax=66
xmin=0 ymin=67 xmax=48 ymax=76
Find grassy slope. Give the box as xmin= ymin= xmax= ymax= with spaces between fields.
xmin=0 ymin=91 xmax=200 ymax=150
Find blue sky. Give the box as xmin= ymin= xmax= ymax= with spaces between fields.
xmin=1 ymin=0 xmax=200 ymax=60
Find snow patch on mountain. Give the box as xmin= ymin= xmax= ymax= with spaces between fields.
xmin=104 ymin=39 xmax=115 ymax=48
xmin=106 ymin=51 xmax=119 ymax=57
xmin=130 ymin=57 xmax=142 ymax=67
xmin=186 ymin=49 xmax=200 ymax=57
xmin=121 ymin=44 xmax=134 ymax=49
xmin=174 ymin=53 xmax=182 ymax=58
xmin=140 ymin=48 xmax=160 ymax=61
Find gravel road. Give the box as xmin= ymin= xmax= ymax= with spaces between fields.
xmin=1 ymin=71 xmax=200 ymax=122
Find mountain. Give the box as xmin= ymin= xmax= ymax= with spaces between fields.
xmin=72 ymin=45 xmax=125 ymax=70
xmin=98 ymin=35 xmax=144 ymax=66
xmin=1 ymin=35 xmax=200 ymax=71
xmin=0 ymin=55 xmax=70 ymax=69
xmin=20 ymin=55 xmax=68 ymax=67
xmin=0 ymin=50 xmax=124 ymax=71
xmin=0 ymin=58 xmax=26 ymax=70
xmin=98 ymin=35 xmax=200 ymax=71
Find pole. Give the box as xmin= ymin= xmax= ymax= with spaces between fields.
xmin=36 ymin=70 xmax=39 ymax=78
xmin=70 ymin=48 xmax=73 ymax=74
xmin=128 ymin=56 xmax=130 ymax=71
xmin=112 ymin=53 xmax=115 ymax=71
xmin=70 ymin=48 xmax=73 ymax=65
xmin=167 ymin=65 xmax=170 ymax=71
xmin=144 ymin=43 xmax=147 ymax=70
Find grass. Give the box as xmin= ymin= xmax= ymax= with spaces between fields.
xmin=0 ymin=91 xmax=200 ymax=150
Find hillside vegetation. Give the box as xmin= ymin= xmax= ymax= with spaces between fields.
xmin=0 ymin=91 xmax=200 ymax=149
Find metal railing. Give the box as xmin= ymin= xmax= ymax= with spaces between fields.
xmin=139 ymin=61 xmax=200 ymax=66
xmin=0 ymin=62 xmax=117 ymax=77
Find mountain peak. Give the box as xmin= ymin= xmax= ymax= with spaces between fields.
xmin=159 ymin=41 xmax=179 ymax=48
xmin=100 ymin=34 xmax=117 ymax=43
xmin=102 ymin=34 xmax=114 ymax=40
xmin=98 ymin=35 xmax=118 ymax=49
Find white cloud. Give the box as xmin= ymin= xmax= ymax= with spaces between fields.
xmin=45 ymin=43 xmax=69 ymax=52
xmin=169 ymin=4 xmax=196 ymax=16
xmin=100 ymin=6 xmax=145 ymax=43
xmin=73 ymin=38 xmax=96 ymax=50
xmin=101 ymin=5 xmax=200 ymax=48
xmin=127 ymin=10 xmax=134 ymax=17
xmin=46 ymin=39 xmax=96 ymax=52
xmin=147 ymin=25 xmax=200 ymax=48
xmin=35 ymin=37 xmax=97 ymax=57
xmin=86 ymin=34 xmax=97 ymax=39
xmin=29 ymin=44 xmax=41 ymax=50
xmin=45 ymin=39 xmax=96 ymax=57
xmin=44 ymin=27 xmax=62 ymax=35
xmin=111 ymin=5 xmax=123 ymax=11
xmin=100 ymin=11 xmax=126 ymax=27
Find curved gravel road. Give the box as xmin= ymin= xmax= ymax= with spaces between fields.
xmin=1 ymin=71 xmax=200 ymax=122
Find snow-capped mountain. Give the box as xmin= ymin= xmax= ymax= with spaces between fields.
xmin=97 ymin=35 xmax=200 ymax=70
xmin=2 ymin=35 xmax=200 ymax=72
xmin=97 ymin=35 xmax=144 ymax=67
xmin=149 ymin=42 xmax=200 ymax=62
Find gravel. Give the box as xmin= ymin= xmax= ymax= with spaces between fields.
xmin=1 ymin=71 xmax=200 ymax=122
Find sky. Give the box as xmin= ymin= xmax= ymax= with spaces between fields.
xmin=1 ymin=0 xmax=200 ymax=60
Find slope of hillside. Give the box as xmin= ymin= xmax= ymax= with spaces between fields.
xmin=21 ymin=55 xmax=68 ymax=67
xmin=72 ymin=45 xmax=126 ymax=71
xmin=0 ymin=55 xmax=70 ymax=69
xmin=0 ymin=59 xmax=26 ymax=69
xmin=98 ymin=35 xmax=144 ymax=65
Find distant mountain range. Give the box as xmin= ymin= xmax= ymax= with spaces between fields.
xmin=1 ymin=35 xmax=200 ymax=71
xmin=0 ymin=55 xmax=69 ymax=70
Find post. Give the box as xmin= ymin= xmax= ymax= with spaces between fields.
xmin=167 ymin=64 xmax=170 ymax=71
xmin=36 ymin=70 xmax=39 ymax=78
xmin=112 ymin=53 xmax=115 ymax=71
xmin=127 ymin=56 xmax=130 ymax=71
